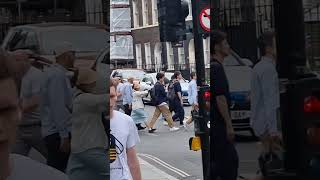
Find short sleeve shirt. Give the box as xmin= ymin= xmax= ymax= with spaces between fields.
xmin=20 ymin=66 xmax=44 ymax=126
xmin=211 ymin=59 xmax=231 ymax=126
xmin=173 ymin=81 xmax=182 ymax=103
xmin=110 ymin=111 xmax=140 ymax=180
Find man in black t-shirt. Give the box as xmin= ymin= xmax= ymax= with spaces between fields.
xmin=170 ymin=71 xmax=185 ymax=126
xmin=211 ymin=30 xmax=239 ymax=180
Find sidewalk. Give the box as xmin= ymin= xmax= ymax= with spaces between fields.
xmin=139 ymin=158 xmax=178 ymax=180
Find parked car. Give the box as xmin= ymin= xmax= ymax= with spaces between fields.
xmin=1 ymin=22 xmax=108 ymax=69
xmin=110 ymin=68 xmax=147 ymax=81
xmin=140 ymin=72 xmax=190 ymax=105
xmin=94 ymin=47 xmax=109 ymax=92
xmin=224 ymin=51 xmax=254 ymax=136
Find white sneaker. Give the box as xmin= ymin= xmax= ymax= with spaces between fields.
xmin=169 ymin=127 xmax=180 ymax=132
xmin=183 ymin=120 xmax=188 ymax=129
xmin=163 ymin=121 xmax=169 ymax=126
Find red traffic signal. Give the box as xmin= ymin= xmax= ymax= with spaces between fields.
xmin=204 ymin=91 xmax=210 ymax=101
xmin=304 ymin=96 xmax=320 ymax=113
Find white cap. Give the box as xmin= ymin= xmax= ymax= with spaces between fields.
xmin=54 ymin=41 xmax=75 ymax=57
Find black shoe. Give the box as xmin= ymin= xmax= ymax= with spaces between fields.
xmin=137 ymin=125 xmax=146 ymax=130
xmin=148 ymin=128 xmax=157 ymax=133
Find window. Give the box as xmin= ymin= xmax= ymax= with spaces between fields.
xmin=152 ymin=0 xmax=158 ymax=24
xmin=166 ymin=42 xmax=174 ymax=70
xmin=7 ymin=29 xmax=39 ymax=53
xmin=142 ymin=75 xmax=154 ymax=85
xmin=203 ymin=37 xmax=210 ymax=68
xmin=136 ymin=44 xmax=142 ymax=68
xmin=132 ymin=1 xmax=139 ymax=27
xmin=41 ymin=30 xmax=107 ymax=55
xmin=144 ymin=42 xmax=151 ymax=69
xmin=178 ymin=47 xmax=185 ymax=64
xmin=141 ymin=0 xmax=149 ymax=26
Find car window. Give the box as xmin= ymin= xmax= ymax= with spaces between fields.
xmin=143 ymin=76 xmax=154 ymax=84
xmin=41 ymin=29 xmax=107 ymax=54
xmin=7 ymin=29 xmax=39 ymax=52
xmin=25 ymin=31 xmax=38 ymax=48
xmin=119 ymin=70 xmax=146 ymax=80
xmin=7 ymin=29 xmax=26 ymax=51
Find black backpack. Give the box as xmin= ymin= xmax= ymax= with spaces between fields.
xmin=168 ymin=81 xmax=177 ymax=101
xmin=150 ymin=82 xmax=159 ymax=105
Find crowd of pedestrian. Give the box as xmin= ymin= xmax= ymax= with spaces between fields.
xmin=0 ymin=41 xmax=108 ymax=180
xmin=109 ymin=69 xmax=199 ymax=179
xmin=111 ymin=70 xmax=200 ymax=134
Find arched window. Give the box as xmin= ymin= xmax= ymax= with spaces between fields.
xmin=135 ymin=44 xmax=142 ymax=68
xmin=166 ymin=42 xmax=174 ymax=70
xmin=151 ymin=0 xmax=158 ymax=24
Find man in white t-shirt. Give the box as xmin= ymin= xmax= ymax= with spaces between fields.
xmin=110 ymin=80 xmax=142 ymax=180
xmin=0 ymin=49 xmax=68 ymax=180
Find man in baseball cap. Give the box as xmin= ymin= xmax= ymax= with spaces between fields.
xmin=54 ymin=41 xmax=76 ymax=69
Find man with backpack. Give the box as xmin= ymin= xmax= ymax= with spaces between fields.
xmin=146 ymin=72 xmax=179 ymax=133
xmin=168 ymin=71 xmax=185 ymax=126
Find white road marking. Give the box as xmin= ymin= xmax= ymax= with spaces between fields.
xmin=139 ymin=157 xmax=178 ymax=180
xmin=138 ymin=153 xmax=191 ymax=178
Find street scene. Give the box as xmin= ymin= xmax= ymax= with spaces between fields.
xmin=0 ymin=0 xmax=109 ymax=180
xmin=111 ymin=0 xmax=320 ymax=179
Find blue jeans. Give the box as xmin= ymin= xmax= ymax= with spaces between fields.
xmin=131 ymin=108 xmax=148 ymax=124
xmin=67 ymin=148 xmax=108 ymax=180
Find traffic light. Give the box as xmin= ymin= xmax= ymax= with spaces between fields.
xmin=280 ymin=75 xmax=320 ymax=178
xmin=158 ymin=0 xmax=189 ymax=42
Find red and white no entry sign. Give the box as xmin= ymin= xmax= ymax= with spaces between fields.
xmin=199 ymin=7 xmax=210 ymax=32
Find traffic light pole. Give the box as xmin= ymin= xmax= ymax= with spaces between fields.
xmin=191 ymin=0 xmax=210 ymax=180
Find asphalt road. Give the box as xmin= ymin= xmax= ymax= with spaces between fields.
xmin=136 ymin=105 xmax=260 ymax=180
xmin=26 ymin=104 xmax=261 ymax=180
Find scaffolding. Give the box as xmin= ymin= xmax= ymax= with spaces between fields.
xmin=110 ymin=0 xmax=133 ymax=67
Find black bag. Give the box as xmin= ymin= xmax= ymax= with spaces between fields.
xmin=150 ymin=82 xmax=159 ymax=105
xmin=168 ymin=81 xmax=177 ymax=101
xmin=258 ymin=141 xmax=284 ymax=176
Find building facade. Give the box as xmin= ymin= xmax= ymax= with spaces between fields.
xmin=110 ymin=0 xmax=134 ymax=68
xmin=130 ymin=0 xmax=210 ymax=77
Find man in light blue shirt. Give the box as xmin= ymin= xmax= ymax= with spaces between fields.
xmin=250 ymin=32 xmax=281 ymax=154
xmin=184 ymin=72 xmax=198 ymax=128
xmin=122 ymin=77 xmax=134 ymax=115
xmin=40 ymin=42 xmax=75 ymax=172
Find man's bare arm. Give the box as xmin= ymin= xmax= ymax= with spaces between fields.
xmin=127 ymin=147 xmax=142 ymax=180
xmin=177 ymin=92 xmax=183 ymax=104
xmin=216 ymin=95 xmax=232 ymax=128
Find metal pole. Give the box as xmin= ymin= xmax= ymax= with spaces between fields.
xmin=54 ymin=0 xmax=57 ymax=15
xmin=191 ymin=0 xmax=210 ymax=179
xmin=18 ymin=2 xmax=21 ymax=22
xmin=273 ymin=0 xmax=306 ymax=175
